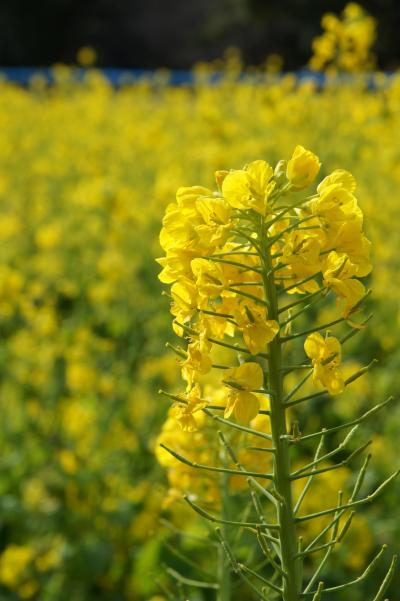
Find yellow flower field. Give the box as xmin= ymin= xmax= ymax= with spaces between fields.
xmin=0 ymin=51 xmax=399 ymax=599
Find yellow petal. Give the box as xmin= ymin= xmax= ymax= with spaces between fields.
xmin=330 ymin=278 xmax=365 ymax=316
xmin=317 ymin=169 xmax=356 ymax=194
xmin=322 ymin=368 xmax=345 ymax=395
xmin=246 ymin=160 xmax=274 ymax=196
xmin=243 ymin=320 xmax=279 ymax=355
xmin=324 ymin=336 xmax=341 ymax=363
xmin=222 ymin=170 xmax=251 ymax=210
xmin=225 ymin=362 xmax=264 ymax=391
xmin=234 ymin=391 xmax=260 ymax=424
xmin=304 ymin=332 xmax=325 ymax=361
xmin=224 ymin=390 xmax=237 ymax=419
xmin=286 ymin=145 xmax=321 ymax=189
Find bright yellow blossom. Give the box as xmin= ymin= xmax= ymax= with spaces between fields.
xmin=317 ymin=169 xmax=357 ymax=194
xmin=327 ymin=221 xmax=372 ymax=277
xmin=173 ymin=383 xmax=207 ymax=432
xmin=195 ymin=196 xmax=233 ymax=247
xmin=191 ymin=258 xmax=229 ymax=298
xmin=280 ymin=227 xmax=324 ymax=293
xmin=286 ymin=145 xmax=321 ymax=189
xmin=159 ymin=186 xmax=213 ymax=260
xmin=181 ymin=334 xmax=212 ymax=388
xmin=0 ymin=545 xmax=34 ymax=588
xmin=223 ymin=362 xmax=264 ymax=423
xmin=311 ymin=183 xmax=362 ymax=226
xmin=170 ymin=277 xmax=198 ymax=323
xmin=222 ymin=160 xmax=275 ymax=215
xmin=304 ymin=332 xmax=344 ymax=395
xmin=234 ymin=303 xmax=279 ymax=355
xmin=157 ymin=248 xmax=198 ymax=284
xmin=323 ymin=251 xmax=366 ymax=316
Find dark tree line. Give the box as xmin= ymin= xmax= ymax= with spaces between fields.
xmin=0 ymin=0 xmax=399 ymax=69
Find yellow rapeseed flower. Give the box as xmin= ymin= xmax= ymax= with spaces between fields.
xmin=0 ymin=545 xmax=34 ymax=588
xmin=234 ymin=303 xmax=279 ymax=355
xmin=173 ymin=383 xmax=207 ymax=432
xmin=304 ymin=332 xmax=344 ymax=394
xmin=222 ymin=160 xmax=275 ymax=215
xmin=223 ymin=362 xmax=264 ymax=423
xmin=286 ymin=145 xmax=321 ymax=189
xmin=323 ymin=251 xmax=366 ymax=316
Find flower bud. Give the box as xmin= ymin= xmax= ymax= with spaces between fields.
xmin=215 ymin=170 xmax=229 ymax=190
xmin=286 ymin=145 xmax=321 ymax=190
xmin=274 ymin=159 xmax=288 ymax=185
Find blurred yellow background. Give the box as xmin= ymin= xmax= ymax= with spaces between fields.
xmin=0 ymin=37 xmax=400 ymax=601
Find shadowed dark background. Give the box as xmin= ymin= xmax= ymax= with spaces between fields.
xmin=0 ymin=0 xmax=399 ymax=69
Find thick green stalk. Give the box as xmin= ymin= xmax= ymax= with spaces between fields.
xmin=260 ymin=220 xmax=301 ymax=601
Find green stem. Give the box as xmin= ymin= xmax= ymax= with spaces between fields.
xmin=218 ymin=443 xmax=231 ymax=601
xmin=260 ymin=217 xmax=301 ymax=601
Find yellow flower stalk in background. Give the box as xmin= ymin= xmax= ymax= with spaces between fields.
xmin=310 ymin=2 xmax=376 ymax=73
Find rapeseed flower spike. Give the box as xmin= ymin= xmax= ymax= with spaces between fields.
xmin=0 ymin=46 xmax=397 ymax=599
xmin=310 ymin=3 xmax=376 ymax=73
xmin=157 ymin=144 xmax=394 ymax=601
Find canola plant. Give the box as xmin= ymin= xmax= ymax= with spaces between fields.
xmin=0 ymin=3 xmax=399 ymax=600
xmin=157 ymin=147 xmax=397 ymax=600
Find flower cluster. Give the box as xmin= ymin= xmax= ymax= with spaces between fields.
xmin=157 ymin=143 xmax=399 ymax=601
xmin=159 ymin=145 xmax=371 ymax=432
xmin=310 ymin=2 xmax=376 ymax=73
